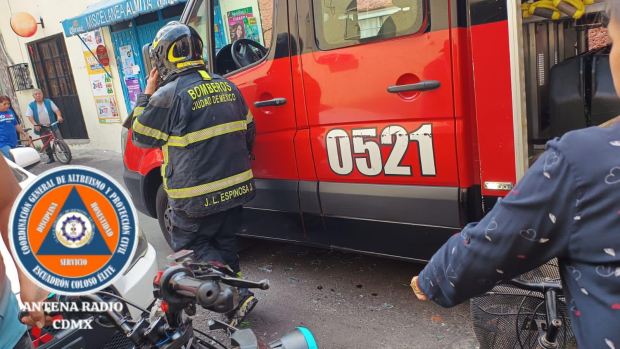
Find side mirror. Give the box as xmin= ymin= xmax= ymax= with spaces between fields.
xmin=142 ymin=43 xmax=153 ymax=73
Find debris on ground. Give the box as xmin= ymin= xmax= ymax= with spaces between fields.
xmin=382 ymin=303 xmax=394 ymax=309
xmin=288 ymin=277 xmax=300 ymax=283
xmin=240 ymin=322 xmax=250 ymax=328
xmin=356 ymin=284 xmax=363 ymax=289
xmin=431 ymin=315 xmax=443 ymax=322
xmin=317 ymin=286 xmax=323 ymax=290
xmin=284 ymin=267 xmax=293 ymax=273
xmin=258 ymin=265 xmax=273 ymax=273
xmin=371 ymin=293 xmax=378 ymax=297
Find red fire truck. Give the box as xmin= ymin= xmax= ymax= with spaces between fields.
xmin=122 ymin=0 xmax=616 ymax=261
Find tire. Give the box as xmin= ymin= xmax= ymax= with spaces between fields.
xmin=156 ymin=184 xmax=173 ymax=248
xmin=53 ymin=139 xmax=72 ymax=164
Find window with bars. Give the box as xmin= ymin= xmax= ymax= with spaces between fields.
xmin=7 ymin=63 xmax=34 ymax=91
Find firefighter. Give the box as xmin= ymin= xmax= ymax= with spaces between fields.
xmin=131 ymin=22 xmax=257 ymax=326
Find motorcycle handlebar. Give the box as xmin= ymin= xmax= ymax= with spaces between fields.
xmin=160 ymin=265 xmax=269 ymax=311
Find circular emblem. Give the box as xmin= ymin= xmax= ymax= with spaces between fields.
xmin=55 ymin=212 xmax=93 ymax=249
xmin=9 ymin=166 xmax=138 ymax=295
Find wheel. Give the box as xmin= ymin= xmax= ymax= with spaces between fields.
xmin=156 ymin=184 xmax=173 ymax=248
xmin=53 ymin=139 xmax=72 ymax=164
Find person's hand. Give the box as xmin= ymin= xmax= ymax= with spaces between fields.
xmin=411 ymin=276 xmax=428 ymax=301
xmin=57 ymin=116 xmax=64 ymax=123
xmin=145 ymin=68 xmax=160 ymax=95
xmin=35 ymin=126 xmax=41 ymax=132
xmin=18 ymin=276 xmax=53 ymax=328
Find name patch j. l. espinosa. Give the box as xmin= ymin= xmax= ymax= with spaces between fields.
xmin=8 ymin=167 xmax=138 ymax=295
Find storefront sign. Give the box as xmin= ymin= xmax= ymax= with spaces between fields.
xmin=62 ymin=0 xmax=188 ymax=37
xmin=96 ymin=45 xmax=110 ymax=66
xmin=10 ymin=12 xmax=38 ymax=38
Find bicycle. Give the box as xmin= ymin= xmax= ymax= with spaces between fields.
xmin=470 ymin=261 xmax=578 ymax=349
xmin=21 ymin=122 xmax=72 ymax=164
xmin=19 ymin=250 xmax=318 ymax=349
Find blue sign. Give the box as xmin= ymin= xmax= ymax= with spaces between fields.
xmin=62 ymin=0 xmax=187 ymax=37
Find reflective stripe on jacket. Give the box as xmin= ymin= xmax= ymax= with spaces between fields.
xmin=132 ymin=69 xmax=256 ymax=217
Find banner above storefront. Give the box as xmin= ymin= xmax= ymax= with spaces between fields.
xmin=61 ymin=0 xmax=187 ymax=37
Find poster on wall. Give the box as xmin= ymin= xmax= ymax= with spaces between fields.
xmin=80 ymin=28 xmax=121 ymax=123
xmin=119 ymin=45 xmax=138 ymax=77
xmin=84 ymin=52 xmax=103 ymax=74
xmin=89 ymin=73 xmax=114 ymax=97
xmin=79 ymin=28 xmax=104 ymax=52
xmin=227 ymin=7 xmax=261 ymax=44
xmin=95 ymin=97 xmax=120 ymax=123
xmin=125 ymin=78 xmax=141 ymax=110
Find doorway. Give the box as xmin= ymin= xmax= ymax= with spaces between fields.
xmin=28 ymin=33 xmax=89 ymax=139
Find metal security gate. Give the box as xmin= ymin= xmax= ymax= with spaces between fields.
xmin=110 ymin=4 xmax=183 ymax=113
xmin=28 ymin=34 xmax=89 ymax=139
xmin=110 ymin=27 xmax=142 ymax=114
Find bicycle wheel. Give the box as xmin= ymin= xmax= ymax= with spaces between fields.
xmin=53 ymin=139 xmax=72 ymax=164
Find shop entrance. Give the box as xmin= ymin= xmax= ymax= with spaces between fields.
xmin=110 ymin=3 xmax=184 ymax=113
xmin=28 ymin=33 xmax=89 ymax=139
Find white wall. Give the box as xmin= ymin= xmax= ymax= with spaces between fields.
xmin=0 ymin=0 xmax=131 ymax=151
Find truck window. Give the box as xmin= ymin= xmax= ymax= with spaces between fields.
xmin=213 ymin=0 xmax=272 ymax=53
xmin=187 ymin=0 xmax=274 ymax=73
xmin=313 ymin=0 xmax=425 ymax=50
xmin=187 ymin=0 xmax=210 ymax=63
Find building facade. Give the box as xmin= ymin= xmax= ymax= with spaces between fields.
xmin=0 ymin=0 xmax=185 ymax=151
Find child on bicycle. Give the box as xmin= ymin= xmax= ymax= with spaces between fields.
xmin=0 ymin=96 xmax=29 ymax=161
xmin=411 ymin=4 xmax=620 ymax=348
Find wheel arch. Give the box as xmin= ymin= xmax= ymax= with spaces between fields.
xmin=143 ymin=167 xmax=162 ymax=218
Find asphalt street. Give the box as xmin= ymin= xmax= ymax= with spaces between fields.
xmin=29 ymin=149 xmax=478 ymax=349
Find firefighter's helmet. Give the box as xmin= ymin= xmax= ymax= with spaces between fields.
xmin=150 ymin=22 xmax=204 ymax=81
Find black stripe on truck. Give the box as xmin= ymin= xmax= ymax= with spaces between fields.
xmin=319 ymin=182 xmax=461 ymax=228
xmin=468 ymin=0 xmax=509 ymax=26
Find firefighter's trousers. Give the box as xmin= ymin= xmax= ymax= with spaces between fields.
xmin=170 ymin=206 xmax=242 ymax=274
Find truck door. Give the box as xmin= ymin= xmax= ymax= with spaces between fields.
xmin=187 ymin=0 xmax=304 ymax=241
xmin=295 ymin=0 xmax=460 ymax=259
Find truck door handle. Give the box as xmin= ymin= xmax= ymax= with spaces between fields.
xmin=387 ymin=81 xmax=441 ymax=93
xmin=254 ymin=98 xmax=287 ymax=108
